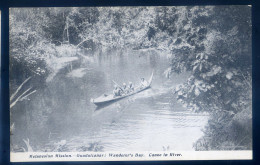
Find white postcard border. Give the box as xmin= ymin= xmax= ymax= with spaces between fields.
xmin=11 ymin=151 xmax=252 ymax=162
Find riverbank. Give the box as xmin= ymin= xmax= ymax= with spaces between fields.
xmin=11 ymin=49 xmax=208 ymax=152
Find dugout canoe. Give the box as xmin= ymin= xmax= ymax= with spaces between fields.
xmin=91 ymin=72 xmax=154 ymax=106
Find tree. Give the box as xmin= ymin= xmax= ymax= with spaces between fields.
xmin=169 ymin=6 xmax=252 ymax=150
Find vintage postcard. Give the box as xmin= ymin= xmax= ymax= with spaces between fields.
xmin=9 ymin=6 xmax=252 ymax=162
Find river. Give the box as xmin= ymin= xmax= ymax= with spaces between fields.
xmin=11 ymin=49 xmax=208 ymax=152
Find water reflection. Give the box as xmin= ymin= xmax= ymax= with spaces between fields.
xmin=83 ymin=91 xmax=208 ymax=151
xmin=12 ymin=49 xmax=208 ymax=151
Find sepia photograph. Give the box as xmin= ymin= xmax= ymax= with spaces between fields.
xmin=9 ymin=6 xmax=252 ymax=161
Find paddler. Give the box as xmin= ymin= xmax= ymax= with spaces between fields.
xmin=127 ymin=82 xmax=134 ymax=93
xmin=113 ymin=85 xmax=121 ymax=97
xmin=117 ymin=83 xmax=126 ymax=95
xmin=122 ymin=83 xmax=127 ymax=91
xmin=140 ymin=78 xmax=148 ymax=88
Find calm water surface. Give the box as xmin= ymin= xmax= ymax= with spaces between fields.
xmin=13 ymin=49 xmax=208 ymax=151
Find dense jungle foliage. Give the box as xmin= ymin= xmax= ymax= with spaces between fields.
xmin=10 ymin=6 xmax=252 ymax=150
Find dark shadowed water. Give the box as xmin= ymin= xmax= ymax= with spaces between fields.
xmin=11 ymin=49 xmax=208 ymax=152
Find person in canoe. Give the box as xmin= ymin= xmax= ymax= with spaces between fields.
xmin=119 ymin=83 xmax=130 ymax=95
xmin=127 ymin=82 xmax=134 ymax=93
xmin=113 ymin=85 xmax=121 ymax=97
xmin=140 ymin=78 xmax=148 ymax=89
xmin=122 ymin=83 xmax=127 ymax=91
